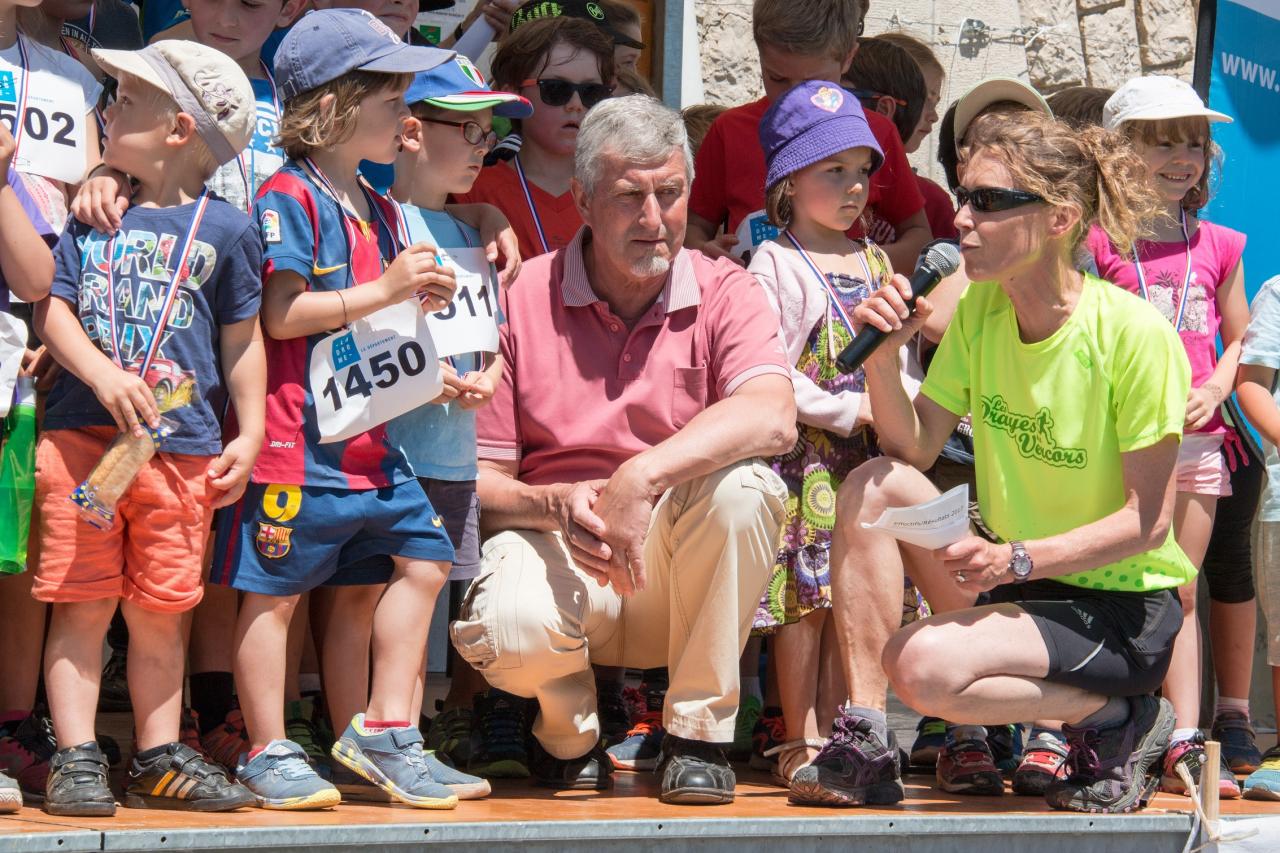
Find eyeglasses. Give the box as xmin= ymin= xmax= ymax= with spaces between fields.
xmin=520 ymin=78 xmax=614 ymax=109
xmin=420 ymin=117 xmax=496 ymax=150
xmin=846 ymin=88 xmax=908 ymax=108
xmin=954 ymin=186 xmax=1045 ymax=213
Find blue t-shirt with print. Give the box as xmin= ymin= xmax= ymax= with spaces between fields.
xmin=44 ymin=199 xmax=262 ymax=456
xmin=385 ymin=205 xmax=499 ymax=481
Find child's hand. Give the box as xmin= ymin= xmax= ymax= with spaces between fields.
xmin=1186 ymin=383 xmax=1223 ymax=431
xmin=702 ymin=233 xmax=744 ymax=266
xmin=429 ymin=361 xmax=468 ymax=404
xmin=0 ymin=122 xmax=16 ymax=178
xmin=90 ymin=366 xmax=160 ymax=438
xmin=380 ymin=243 xmax=457 ymax=311
xmin=456 ymin=370 xmax=496 ymax=409
xmin=206 ymin=434 xmax=260 ymax=508
xmin=70 ymin=169 xmax=131 ymax=234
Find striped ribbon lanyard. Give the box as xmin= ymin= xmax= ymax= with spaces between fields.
xmin=236 ymin=61 xmax=283 ymax=211
xmin=513 ymin=155 xmax=549 ymax=255
xmin=1134 ymin=208 xmax=1194 ymax=333
xmin=102 ymin=190 xmax=211 ymax=374
xmin=784 ymin=230 xmax=873 ymax=359
xmin=7 ymin=34 xmax=31 ymax=154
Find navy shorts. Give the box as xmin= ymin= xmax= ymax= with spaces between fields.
xmin=211 ymin=480 xmax=455 ymax=595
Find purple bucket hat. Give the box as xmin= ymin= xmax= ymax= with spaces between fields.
xmin=761 ymin=81 xmax=884 ymax=190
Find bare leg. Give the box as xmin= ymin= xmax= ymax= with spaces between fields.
xmin=774 ymin=610 xmax=825 ymax=767
xmin=0 ymin=572 xmax=46 ymax=714
xmin=44 ymin=599 xmax=116 ymax=748
xmin=122 ymin=602 xmax=186 ymax=750
xmin=285 ymin=593 xmax=309 ymax=704
xmin=234 ymin=592 xmax=299 ymax=749
xmin=188 ymin=583 xmax=237 ymax=674
xmin=320 ymin=585 xmax=380 ymax=731
xmin=1210 ymin=598 xmax=1257 ymax=703
xmin=366 ymin=558 xmax=451 ymax=723
xmin=816 ymin=614 xmax=846 ymax=733
xmin=1163 ymin=493 xmax=1217 ymax=731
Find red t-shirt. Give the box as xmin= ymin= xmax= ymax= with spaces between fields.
xmin=688 ymin=97 xmax=925 ymax=262
xmin=456 ymin=159 xmax=582 ymax=261
xmin=917 ymin=174 xmax=958 ymax=240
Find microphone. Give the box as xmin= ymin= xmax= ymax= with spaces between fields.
xmin=835 ymin=239 xmax=962 ymax=374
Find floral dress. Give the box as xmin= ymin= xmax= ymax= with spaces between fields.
xmin=753 ymin=243 xmax=929 ymax=631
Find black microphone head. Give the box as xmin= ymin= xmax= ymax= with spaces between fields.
xmin=917 ymin=240 xmax=962 ymax=278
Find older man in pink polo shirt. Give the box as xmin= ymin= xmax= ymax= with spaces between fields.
xmin=450 ymin=96 xmax=796 ymax=805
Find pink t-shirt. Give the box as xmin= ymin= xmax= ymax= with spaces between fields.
xmin=477 ymin=227 xmax=792 ymax=486
xmin=1087 ymin=220 xmax=1245 ymax=434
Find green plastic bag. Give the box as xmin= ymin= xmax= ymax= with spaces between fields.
xmin=0 ymin=376 xmax=36 ymax=574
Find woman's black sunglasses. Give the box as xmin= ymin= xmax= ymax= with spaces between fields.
xmin=421 ymin=117 xmax=496 ymax=150
xmin=954 ymin=186 xmax=1045 ymax=213
xmin=521 ymin=78 xmax=615 ymax=109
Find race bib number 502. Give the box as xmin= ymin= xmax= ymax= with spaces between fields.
xmin=309 ymin=300 xmax=444 ymax=444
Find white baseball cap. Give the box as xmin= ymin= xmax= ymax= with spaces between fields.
xmin=953 ymin=77 xmax=1051 ymax=142
xmin=92 ymin=40 xmax=255 ymax=166
xmin=1103 ymin=76 xmax=1232 ymax=130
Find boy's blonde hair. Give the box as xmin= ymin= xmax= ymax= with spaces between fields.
xmin=1046 ymin=86 xmax=1113 ymax=130
xmin=1119 ymin=115 xmax=1221 ymax=212
xmin=752 ymin=0 xmax=864 ymax=62
xmin=877 ymin=31 xmax=943 ymax=80
xmin=277 ymin=70 xmax=412 ymax=161
xmin=681 ymin=103 xmax=726 ymax=156
xmin=123 ymin=71 xmax=220 ymax=179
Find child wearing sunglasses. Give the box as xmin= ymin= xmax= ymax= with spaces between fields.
xmin=456 ymin=16 xmax=615 ymax=260
xmin=1086 ymin=77 xmax=1251 ymax=801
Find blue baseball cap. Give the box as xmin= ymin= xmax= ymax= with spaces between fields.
xmin=405 ymin=56 xmax=533 ymax=119
xmin=274 ymin=9 xmax=455 ymax=101
xmin=760 ymin=81 xmax=884 ymax=190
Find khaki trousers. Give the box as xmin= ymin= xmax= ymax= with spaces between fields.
xmin=451 ymin=459 xmax=786 ymax=759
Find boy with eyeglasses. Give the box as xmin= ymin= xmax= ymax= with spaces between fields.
xmin=456 ymin=16 xmax=615 ymax=260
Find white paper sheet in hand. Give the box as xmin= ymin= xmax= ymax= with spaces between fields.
xmin=425 ymin=247 xmax=499 ymax=358
xmin=861 ymin=484 xmax=970 ymax=551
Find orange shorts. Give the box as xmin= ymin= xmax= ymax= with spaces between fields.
xmin=30 ymin=427 xmax=214 ymax=613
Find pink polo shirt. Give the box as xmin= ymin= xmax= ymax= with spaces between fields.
xmin=478 ymin=227 xmax=792 ymax=486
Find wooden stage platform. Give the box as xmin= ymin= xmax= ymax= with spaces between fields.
xmin=2 ymin=767 xmax=1277 ymax=852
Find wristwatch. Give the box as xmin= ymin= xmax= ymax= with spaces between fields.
xmin=1009 ymin=541 xmax=1033 ymax=583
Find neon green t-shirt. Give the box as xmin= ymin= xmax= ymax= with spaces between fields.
xmin=920 ymin=274 xmax=1195 ymax=592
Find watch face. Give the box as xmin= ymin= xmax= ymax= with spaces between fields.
xmin=1012 ymin=552 xmax=1033 ymax=578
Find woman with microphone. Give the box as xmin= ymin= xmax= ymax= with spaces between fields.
xmin=789 ymin=110 xmax=1195 ymax=815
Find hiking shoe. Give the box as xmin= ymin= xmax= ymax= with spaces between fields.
xmin=98 ymin=649 xmax=131 ymax=713
xmin=748 ymin=706 xmax=785 ymax=772
xmin=987 ymin=723 xmax=1023 ymax=774
xmin=202 ymin=709 xmax=251 ymax=773
xmin=424 ymin=750 xmax=489 ymax=799
xmin=331 ymin=715 xmax=457 ymax=809
xmin=236 ymin=740 xmax=340 ymax=810
xmin=658 ymin=735 xmax=735 ymax=805
xmin=44 ymin=743 xmax=115 ymax=817
xmin=730 ymin=695 xmax=763 ymax=762
xmin=529 ymin=738 xmax=612 ymax=790
xmin=0 ymin=770 xmax=20 ymax=813
xmin=0 ymin=713 xmax=54 ymax=799
xmin=425 ymin=704 xmax=474 ymax=769
xmin=607 ymin=712 xmax=665 ymax=771
xmin=1212 ymin=710 xmax=1263 ymax=775
xmin=596 ymin=679 xmax=633 ymax=746
xmin=469 ymin=690 xmax=530 ymax=778
xmin=1243 ymin=744 xmax=1280 ymax=801
xmin=286 ymin=699 xmax=331 ymax=779
xmin=910 ymin=717 xmax=947 ymax=768
xmin=1045 ymin=695 xmax=1174 ymax=814
xmin=1159 ymin=733 xmax=1241 ymax=799
xmin=1012 ymin=733 xmax=1068 ymax=796
xmin=788 ymin=711 xmax=904 ymax=807
xmin=937 ymin=737 xmax=1004 ymax=795
xmin=124 ymin=743 xmax=255 ymax=812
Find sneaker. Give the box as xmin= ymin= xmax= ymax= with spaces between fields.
xmin=748 ymin=707 xmax=785 ymax=772
xmin=424 ymin=750 xmax=490 ymax=799
xmin=622 ymin=685 xmax=647 ymax=722
xmin=607 ymin=712 xmax=665 ymax=771
xmin=909 ymin=717 xmax=947 ymax=768
xmin=1212 ymin=710 xmax=1264 ymax=775
xmin=469 ymin=691 xmax=530 ymax=778
xmin=1158 ymin=733 xmax=1241 ymax=799
xmin=425 ymin=704 xmax=474 ymax=769
xmin=528 ymin=737 xmax=612 ymax=790
xmin=0 ymin=713 xmax=54 ymax=799
xmin=124 ymin=743 xmax=255 ymax=812
xmin=286 ymin=699 xmax=331 ymax=779
xmin=330 ymin=715 xmax=457 ymax=809
xmin=657 ymin=735 xmax=735 ymax=805
xmin=1045 ymin=695 xmax=1174 ymax=814
xmin=1243 ymin=744 xmax=1280 ymax=801
xmin=202 ymin=709 xmax=251 ymax=773
xmin=936 ymin=737 xmax=1004 ymax=795
xmin=730 ymin=695 xmax=763 ymax=762
xmin=179 ymin=708 xmax=209 ymax=760
xmin=596 ymin=680 xmax=633 ymax=746
xmin=788 ymin=711 xmax=904 ymax=807
xmin=44 ymin=743 xmax=115 ymax=817
xmin=330 ymin=763 xmax=390 ymax=803
xmin=98 ymin=649 xmax=131 ymax=713
xmin=1012 ymin=733 xmax=1068 ymax=796
xmin=236 ymin=740 xmax=340 ymax=810
xmin=0 ymin=770 xmax=20 ymax=813
xmin=987 ymin=723 xmax=1023 ymax=774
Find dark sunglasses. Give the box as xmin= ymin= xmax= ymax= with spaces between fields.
xmin=954 ymin=186 xmax=1045 ymax=213
xmin=521 ymin=78 xmax=614 ymax=109
xmin=421 ymin=117 xmax=496 ymax=150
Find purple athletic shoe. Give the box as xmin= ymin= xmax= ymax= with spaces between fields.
xmin=788 ymin=710 xmax=903 ymax=807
